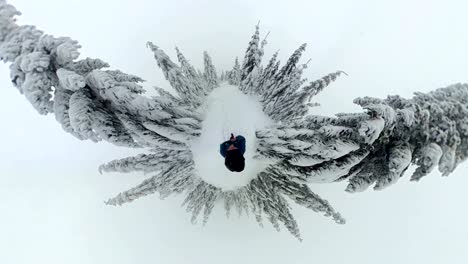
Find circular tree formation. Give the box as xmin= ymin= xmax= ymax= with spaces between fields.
xmin=2 ymin=1 xmax=468 ymax=241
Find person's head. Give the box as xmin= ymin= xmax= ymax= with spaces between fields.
xmin=225 ymin=148 xmax=245 ymax=172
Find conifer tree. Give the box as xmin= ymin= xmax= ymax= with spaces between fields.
xmin=239 ymin=24 xmax=268 ymax=94
xmin=175 ymin=47 xmax=196 ymax=77
xmin=256 ymin=83 xmax=468 ymax=193
xmin=203 ymin=51 xmax=218 ymax=90
xmin=147 ymin=42 xmax=205 ymax=107
xmin=228 ymin=57 xmax=241 ymax=86
xmin=257 ymin=51 xmax=279 ymax=96
xmin=240 ymin=24 xmax=260 ymax=82
xmin=175 ymin=46 xmax=206 ymax=96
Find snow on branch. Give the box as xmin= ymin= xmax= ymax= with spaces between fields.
xmin=258 ymin=83 xmax=468 ymax=194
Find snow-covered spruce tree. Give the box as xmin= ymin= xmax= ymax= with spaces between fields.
xmin=147 ymin=42 xmax=207 ymax=108
xmin=175 ymin=46 xmax=206 ymax=96
xmin=256 ymin=50 xmax=279 ymax=96
xmin=0 ymin=1 xmax=203 ymax=149
xmin=3 ymin=1 xmax=468 ymax=241
xmin=228 ymin=56 xmax=241 ymax=86
xmin=239 ymin=23 xmax=268 ymax=94
xmin=203 ymin=51 xmax=218 ymax=90
xmin=240 ymin=24 xmax=260 ymax=83
xmin=256 ymin=83 xmax=468 ymax=192
xmin=236 ymin=25 xmax=348 ymax=123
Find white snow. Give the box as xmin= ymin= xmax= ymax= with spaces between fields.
xmin=358 ymin=117 xmax=385 ymax=144
xmin=189 ymin=83 xmax=273 ymax=190
xmin=288 ymin=156 xmax=324 ymax=167
xmin=57 ymin=68 xmax=86 ymax=91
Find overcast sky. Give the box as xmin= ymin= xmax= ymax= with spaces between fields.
xmin=1 ymin=0 xmax=468 ymax=263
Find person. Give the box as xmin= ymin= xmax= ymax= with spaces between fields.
xmin=220 ymin=133 xmax=246 ymax=172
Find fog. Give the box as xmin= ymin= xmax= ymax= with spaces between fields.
xmin=1 ymin=0 xmax=468 ymax=263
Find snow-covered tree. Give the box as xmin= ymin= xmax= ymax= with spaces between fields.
xmin=256 ymin=51 xmax=279 ymax=96
xmin=240 ymin=24 xmax=260 ymax=82
xmin=239 ymin=24 xmax=268 ymax=94
xmin=175 ymin=46 xmax=206 ymax=95
xmin=175 ymin=47 xmax=197 ymax=79
xmin=203 ymin=51 xmax=218 ymax=90
xmin=147 ymin=42 xmax=207 ymax=107
xmin=261 ymin=43 xmax=308 ymax=117
xmin=228 ymin=56 xmax=241 ymax=86
xmin=2 ymin=0 xmax=468 ymax=241
xmin=256 ymin=83 xmax=468 ymax=193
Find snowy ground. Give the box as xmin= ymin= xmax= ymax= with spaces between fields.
xmin=190 ymin=83 xmax=273 ymax=190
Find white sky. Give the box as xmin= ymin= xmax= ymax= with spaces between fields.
xmin=1 ymin=0 xmax=468 ymax=263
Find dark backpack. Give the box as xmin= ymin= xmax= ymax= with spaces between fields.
xmin=225 ymin=149 xmax=245 ymax=172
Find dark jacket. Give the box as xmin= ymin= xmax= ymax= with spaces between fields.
xmin=220 ymin=135 xmax=246 ymax=158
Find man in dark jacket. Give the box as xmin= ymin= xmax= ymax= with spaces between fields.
xmin=220 ymin=133 xmax=246 ymax=172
